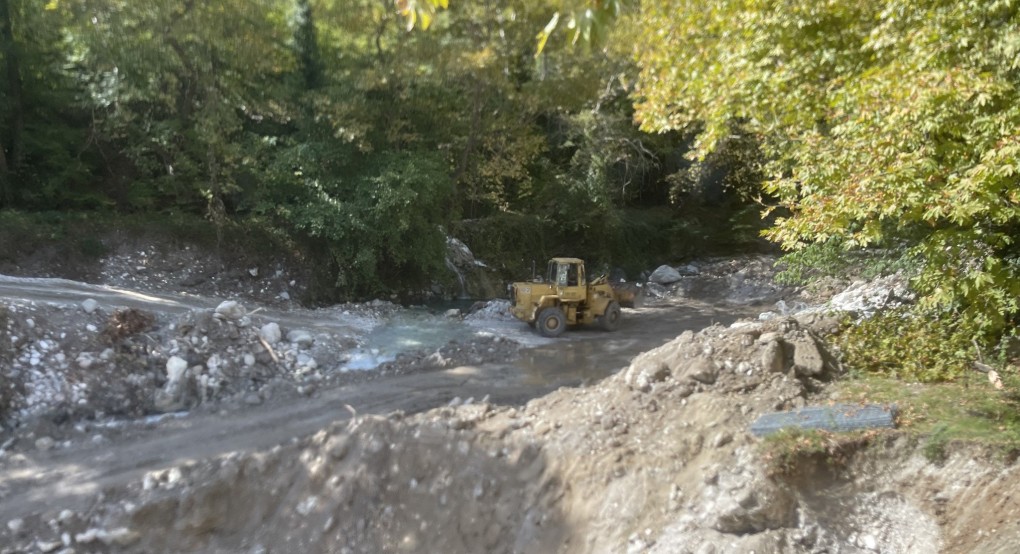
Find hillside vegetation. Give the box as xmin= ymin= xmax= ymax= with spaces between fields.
xmin=1 ymin=0 xmax=1018 ymax=379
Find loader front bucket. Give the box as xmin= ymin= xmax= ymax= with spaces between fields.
xmin=611 ymin=282 xmax=644 ymax=308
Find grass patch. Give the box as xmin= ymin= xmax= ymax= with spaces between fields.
xmin=834 ymin=372 xmax=1020 ymax=456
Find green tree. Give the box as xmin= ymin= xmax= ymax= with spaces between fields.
xmin=631 ymin=0 xmax=1020 ymax=371
xmin=64 ymin=0 xmax=294 ymax=212
xmin=0 ymin=0 xmax=93 ymax=209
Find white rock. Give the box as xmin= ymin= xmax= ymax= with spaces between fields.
xmin=214 ymin=300 xmax=245 ymax=320
xmin=37 ymin=541 xmax=62 ymax=553
xmin=98 ymin=527 xmax=139 ymax=546
xmin=81 ymin=298 xmax=99 ymax=314
xmin=57 ymin=510 xmax=74 ymax=523
xmin=287 ymin=329 xmax=314 ymax=347
xmin=243 ymin=353 xmax=256 ymax=367
xmin=296 ymin=496 xmax=319 ymax=516
xmin=166 ymin=467 xmax=183 ymax=486
xmin=861 ymin=534 xmax=878 ymax=551
xmin=7 ymin=518 xmax=24 ymax=534
xmin=207 ymin=354 xmax=222 ymax=371
xmin=85 ymin=323 xmax=98 ymax=332
xmin=35 ymin=436 xmax=55 ymax=451
xmin=76 ymin=528 xmax=101 ymax=543
xmin=25 ymin=318 xmax=35 ymax=329
xmin=297 ymin=353 xmax=316 ymax=369
xmin=75 ymin=353 xmax=95 ymax=371
xmin=260 ymin=322 xmax=282 ymax=344
xmin=444 ymin=308 xmax=461 ymax=318
xmin=248 ymin=267 xmax=259 ymax=277
xmin=279 ymin=291 xmax=291 ymax=301
xmin=166 ymin=356 xmax=188 ymax=382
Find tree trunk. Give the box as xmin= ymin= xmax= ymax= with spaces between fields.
xmin=0 ymin=0 xmax=24 ymax=205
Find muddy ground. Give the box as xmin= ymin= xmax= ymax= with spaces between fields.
xmin=0 ymin=245 xmax=1017 ymax=553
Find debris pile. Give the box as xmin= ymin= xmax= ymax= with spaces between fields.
xmin=5 ymin=316 xmax=1015 ymax=553
xmin=643 ymin=256 xmax=791 ymax=306
xmin=0 ymin=296 xmax=520 ymax=433
xmin=98 ymin=245 xmax=302 ymax=306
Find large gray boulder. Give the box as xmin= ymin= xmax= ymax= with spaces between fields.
xmin=649 ymin=265 xmax=683 ymax=285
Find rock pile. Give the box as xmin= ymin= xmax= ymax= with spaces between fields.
xmin=0 ymin=298 xmax=358 ymax=428
xmin=643 ymin=256 xmax=791 ymax=305
xmin=622 ymin=317 xmax=839 ymax=397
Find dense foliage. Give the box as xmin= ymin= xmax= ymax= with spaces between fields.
xmin=4 ymin=0 xmax=752 ymax=299
xmin=629 ymin=0 xmax=1020 ymax=377
xmin=4 ymin=0 xmax=1017 ymax=380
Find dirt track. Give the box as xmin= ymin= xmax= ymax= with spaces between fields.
xmin=0 ymin=275 xmax=750 ymax=524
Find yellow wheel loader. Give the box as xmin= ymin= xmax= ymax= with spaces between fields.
xmin=508 ymin=258 xmax=642 ymax=338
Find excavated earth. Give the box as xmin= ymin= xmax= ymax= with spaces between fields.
xmin=0 ymin=246 xmax=1018 ymax=554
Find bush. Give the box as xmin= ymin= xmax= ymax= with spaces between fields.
xmin=837 ymin=309 xmax=979 ymax=383
xmin=275 ymin=151 xmax=453 ymax=300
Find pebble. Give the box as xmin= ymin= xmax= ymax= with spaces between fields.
xmin=296 ymin=496 xmax=318 ymax=516
xmin=35 ymin=437 xmax=55 ymax=451
xmin=244 ymin=392 xmax=263 ymax=406
xmin=75 ymin=353 xmax=93 ymax=369
xmin=287 ymin=329 xmax=314 ymax=347
xmin=214 ymin=300 xmax=245 ymax=320
xmin=712 ymin=433 xmax=733 ymax=448
xmin=260 ymin=322 xmax=282 ymax=344
xmin=36 ymin=541 xmax=62 ymax=553
xmin=166 ymin=356 xmax=188 ymax=382
xmin=81 ymin=299 xmax=99 ymax=314
xmin=165 ymin=467 xmax=183 ymax=487
xmin=7 ymin=518 xmax=24 ymax=534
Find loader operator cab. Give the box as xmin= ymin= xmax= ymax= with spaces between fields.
xmin=547 ymin=258 xmax=586 ymax=301
xmin=548 ymin=259 xmax=584 ymax=287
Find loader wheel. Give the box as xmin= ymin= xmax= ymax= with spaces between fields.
xmin=536 ymin=307 xmax=566 ymax=338
xmin=599 ymin=301 xmax=621 ymax=332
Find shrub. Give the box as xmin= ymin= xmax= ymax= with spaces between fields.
xmin=837 ymin=309 xmax=981 ymax=383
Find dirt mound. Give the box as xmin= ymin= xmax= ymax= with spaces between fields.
xmin=6 ymin=317 xmax=1015 ymax=553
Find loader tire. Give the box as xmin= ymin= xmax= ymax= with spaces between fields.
xmin=598 ymin=301 xmax=621 ymax=332
xmin=536 ymin=307 xmax=566 ymax=338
